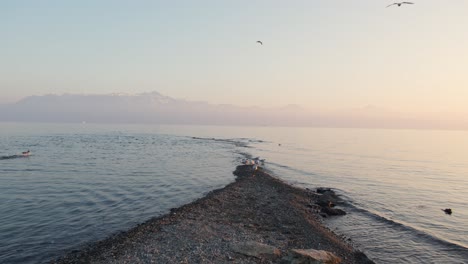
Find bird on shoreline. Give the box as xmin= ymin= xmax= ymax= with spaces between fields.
xmin=387 ymin=2 xmax=414 ymax=8
xmin=253 ymin=164 xmax=258 ymax=171
xmin=253 ymin=157 xmax=266 ymax=164
xmin=442 ymin=208 xmax=452 ymax=215
xmin=241 ymin=158 xmax=252 ymax=165
xmin=256 ymin=40 xmax=263 ymax=45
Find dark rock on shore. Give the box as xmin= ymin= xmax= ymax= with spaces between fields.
xmin=313 ymin=187 xmax=348 ymax=217
xmin=321 ymin=207 xmax=347 ymax=216
xmin=315 ymin=188 xmax=340 ymax=207
xmin=52 ymin=165 xmax=374 ymax=264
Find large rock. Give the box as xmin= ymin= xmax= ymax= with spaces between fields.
xmin=316 ymin=188 xmax=340 ymax=207
xmin=231 ymin=241 xmax=281 ymax=259
xmin=283 ymin=249 xmax=341 ymax=264
xmin=321 ymin=207 xmax=346 ymax=216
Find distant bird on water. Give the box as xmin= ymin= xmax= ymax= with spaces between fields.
xmin=442 ymin=208 xmax=452 ymax=215
xmin=387 ymin=2 xmax=414 ymax=8
xmin=256 ymin=40 xmax=263 ymax=45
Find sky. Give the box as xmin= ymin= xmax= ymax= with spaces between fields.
xmin=1 ymin=0 xmax=468 ymax=117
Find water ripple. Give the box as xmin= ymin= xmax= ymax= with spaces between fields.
xmin=0 ymin=131 xmax=241 ymax=264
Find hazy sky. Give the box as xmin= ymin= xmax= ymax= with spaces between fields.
xmin=1 ymin=1 xmax=468 ymax=115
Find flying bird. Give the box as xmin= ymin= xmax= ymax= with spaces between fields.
xmin=256 ymin=40 xmax=263 ymax=45
xmin=386 ymin=2 xmax=414 ymax=8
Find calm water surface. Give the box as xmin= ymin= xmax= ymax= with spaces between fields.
xmin=1 ymin=123 xmax=467 ymax=263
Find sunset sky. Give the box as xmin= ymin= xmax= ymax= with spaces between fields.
xmin=1 ymin=1 xmax=468 ymax=116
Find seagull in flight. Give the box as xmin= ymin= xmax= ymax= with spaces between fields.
xmin=387 ymin=2 xmax=414 ymax=8
xmin=256 ymin=40 xmax=263 ymax=45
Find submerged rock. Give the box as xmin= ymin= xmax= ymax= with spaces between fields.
xmin=316 ymin=188 xmax=332 ymax=194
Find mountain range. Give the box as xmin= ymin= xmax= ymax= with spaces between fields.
xmin=0 ymin=92 xmax=466 ymax=129
xmin=0 ymin=92 xmax=311 ymax=126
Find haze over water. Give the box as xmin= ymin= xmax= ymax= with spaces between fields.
xmin=1 ymin=123 xmax=468 ymax=263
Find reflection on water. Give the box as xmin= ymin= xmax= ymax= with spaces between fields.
xmin=0 ymin=125 xmax=244 ymax=264
xmin=1 ymin=123 xmax=468 ymax=264
xmin=154 ymin=125 xmax=468 ymax=263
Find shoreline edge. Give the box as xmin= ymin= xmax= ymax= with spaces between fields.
xmin=52 ymin=165 xmax=375 ymax=263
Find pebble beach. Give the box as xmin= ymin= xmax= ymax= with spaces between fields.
xmin=52 ymin=165 xmax=374 ymax=264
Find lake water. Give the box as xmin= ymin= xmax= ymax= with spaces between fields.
xmin=1 ymin=123 xmax=467 ymax=263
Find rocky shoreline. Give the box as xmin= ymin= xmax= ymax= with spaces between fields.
xmin=52 ymin=165 xmax=375 ymax=263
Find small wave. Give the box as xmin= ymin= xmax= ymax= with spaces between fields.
xmin=190 ymin=136 xmax=253 ymax=148
xmin=342 ymin=202 xmax=468 ymax=254
xmin=267 ymin=162 xmax=319 ymax=178
xmin=0 ymin=154 xmax=28 ymax=160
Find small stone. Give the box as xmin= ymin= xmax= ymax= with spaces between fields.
xmin=231 ymin=241 xmax=281 ymax=259
xmin=284 ymin=249 xmax=342 ymax=264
